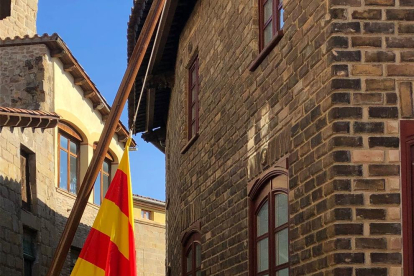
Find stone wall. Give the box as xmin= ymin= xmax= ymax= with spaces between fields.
xmin=0 ymin=0 xmax=38 ymax=39
xmin=0 ymin=127 xmax=56 ymax=276
xmin=134 ymin=220 xmax=166 ymax=276
xmin=164 ymin=0 xmax=414 ymax=275
xmin=0 ymin=44 xmax=54 ymax=111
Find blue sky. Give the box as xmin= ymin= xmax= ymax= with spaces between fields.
xmin=37 ymin=0 xmax=166 ymax=201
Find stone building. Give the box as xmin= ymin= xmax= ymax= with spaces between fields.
xmin=0 ymin=1 xmax=140 ymax=275
xmin=133 ymin=195 xmax=166 ymax=276
xmin=128 ymin=0 xmax=414 ymax=276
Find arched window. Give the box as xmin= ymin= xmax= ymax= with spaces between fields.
xmin=249 ymin=172 xmax=289 ymax=276
xmin=58 ymin=123 xmax=82 ymax=194
xmin=182 ymin=231 xmax=201 ymax=276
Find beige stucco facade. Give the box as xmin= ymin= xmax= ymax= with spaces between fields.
xmin=0 ymin=1 xmax=135 ymax=275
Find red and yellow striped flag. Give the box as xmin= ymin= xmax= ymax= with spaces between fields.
xmin=71 ymin=139 xmax=136 ymax=276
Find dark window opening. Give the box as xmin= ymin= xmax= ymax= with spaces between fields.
xmin=23 ymin=228 xmax=36 ymax=276
xmin=21 ymin=148 xmax=35 ymax=212
xmin=188 ymin=56 xmax=199 ymax=140
xmin=259 ymin=0 xmax=284 ymax=51
xmin=0 ymin=0 xmax=11 ymax=20
xmin=69 ymin=246 xmax=81 ymax=273
xmin=182 ymin=232 xmax=201 ymax=276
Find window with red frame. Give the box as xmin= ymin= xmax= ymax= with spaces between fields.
xmin=401 ymin=120 xmax=414 ymax=276
xmin=188 ymin=56 xmax=199 ymax=140
xmin=250 ymin=174 xmax=289 ymax=276
xmin=183 ymin=232 xmax=201 ymax=276
xmin=259 ymin=0 xmax=284 ymax=50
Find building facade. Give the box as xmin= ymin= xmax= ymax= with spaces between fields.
xmin=128 ymin=0 xmax=414 ymax=276
xmin=133 ymin=195 xmax=166 ymax=276
xmin=0 ymin=1 xmax=139 ymax=275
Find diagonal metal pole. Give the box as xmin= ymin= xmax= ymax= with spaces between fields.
xmin=46 ymin=0 xmax=166 ymax=274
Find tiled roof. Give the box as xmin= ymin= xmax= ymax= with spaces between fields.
xmin=133 ymin=194 xmax=165 ymax=204
xmin=0 ymin=107 xmax=60 ymax=128
xmin=0 ymin=34 xmax=136 ymax=146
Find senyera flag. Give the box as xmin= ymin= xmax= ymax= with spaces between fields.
xmin=71 ymin=138 xmax=136 ymax=276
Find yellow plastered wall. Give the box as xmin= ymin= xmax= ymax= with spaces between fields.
xmin=52 ymin=57 xmax=125 ymax=204
xmin=133 ymin=204 xmax=166 ymax=225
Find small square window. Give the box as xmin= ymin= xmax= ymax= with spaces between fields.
xmin=141 ymin=210 xmax=152 ymax=220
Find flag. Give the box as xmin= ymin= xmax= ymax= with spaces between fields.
xmin=71 ymin=138 xmax=136 ymax=276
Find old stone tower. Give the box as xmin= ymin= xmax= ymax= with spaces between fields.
xmin=0 ymin=0 xmax=38 ymax=39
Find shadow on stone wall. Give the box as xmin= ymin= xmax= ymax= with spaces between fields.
xmin=0 ymin=174 xmax=92 ymax=276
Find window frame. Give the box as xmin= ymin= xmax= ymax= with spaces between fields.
xmin=141 ymin=209 xmax=152 ymax=220
xmin=58 ymin=124 xmax=82 ymax=194
xmin=258 ymin=0 xmax=283 ymax=51
xmin=94 ymin=157 xmax=112 ymax=205
xmin=20 ymin=149 xmax=32 ymax=211
xmin=23 ymin=227 xmax=36 ymax=276
xmin=182 ymin=231 xmax=202 ymax=276
xmin=249 ymin=0 xmax=284 ymax=71
xmin=249 ymin=171 xmax=289 ymax=276
xmin=188 ymin=55 xmax=199 ymax=141
xmin=402 ymin=120 xmax=414 ymax=276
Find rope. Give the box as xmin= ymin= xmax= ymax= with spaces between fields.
xmin=129 ymin=0 xmax=167 ymax=139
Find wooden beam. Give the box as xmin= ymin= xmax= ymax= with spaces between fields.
xmin=63 ymin=64 xmax=76 ymax=72
xmin=93 ymin=102 xmax=105 ymax=111
xmin=146 ymin=88 xmax=156 ymax=131
xmin=46 ymin=1 xmax=167 ymax=275
xmin=148 ymin=0 xmax=179 ymax=73
xmin=74 ymin=78 xmax=87 ymax=86
xmin=84 ymin=90 xmax=96 ymax=98
xmin=51 ymin=49 xmax=66 ymax=58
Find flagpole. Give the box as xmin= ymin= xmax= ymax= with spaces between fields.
xmin=46 ymin=0 xmax=166 ymax=274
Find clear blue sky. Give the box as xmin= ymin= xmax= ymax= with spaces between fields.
xmin=37 ymin=0 xmax=166 ymax=201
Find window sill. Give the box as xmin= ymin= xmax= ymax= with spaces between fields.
xmin=181 ymin=134 xmax=199 ymax=154
xmin=55 ymin=187 xmax=99 ymax=210
xmin=249 ymin=30 xmax=284 ymax=72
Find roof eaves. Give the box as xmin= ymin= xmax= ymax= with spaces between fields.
xmin=0 ymin=34 xmax=136 ymax=147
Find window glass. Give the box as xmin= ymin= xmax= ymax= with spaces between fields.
xmin=94 ymin=172 xmax=101 ymax=205
xmin=186 ymin=248 xmax=193 ymax=272
xmin=103 ymin=174 xmax=110 ymax=198
xmin=251 ymin=175 xmax=289 ymax=276
xmin=277 ymin=268 xmax=289 ymax=276
xmin=70 ymin=141 xmax=77 ymax=154
xmin=196 ymin=243 xmax=201 ymax=267
xmin=275 ymin=194 xmax=288 ymax=227
xmin=60 ymin=136 xmax=68 ymax=149
xmin=279 ymin=8 xmax=284 ymax=29
xmin=103 ymin=161 xmax=110 ymax=174
xmin=264 ymin=23 xmax=273 ymax=46
xmin=59 ymin=150 xmax=68 ymax=189
xmin=257 ymin=238 xmax=269 ymax=272
xmin=23 ymin=229 xmax=36 ymax=276
xmin=275 ymin=228 xmax=289 ymax=265
xmin=263 ymin=0 xmax=273 ymax=23
xmin=69 ymin=155 xmax=77 ymax=194
xmin=257 ymin=201 xmax=269 ymax=236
